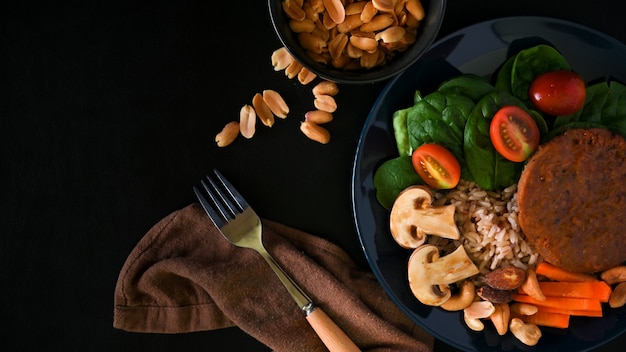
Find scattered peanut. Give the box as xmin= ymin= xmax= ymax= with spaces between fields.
xmin=217 ymin=47 xmax=341 ymax=147
xmin=239 ymin=104 xmax=256 ymax=139
xmin=312 ymin=80 xmax=339 ymax=96
xmin=282 ymin=0 xmax=424 ymax=70
xmin=313 ymin=94 xmax=337 ymax=113
xmin=285 ymin=59 xmax=304 ymax=79
xmin=215 ymin=121 xmax=240 ymax=147
xmin=263 ymin=89 xmax=290 ymax=118
xmin=252 ymin=93 xmax=275 ymax=127
xmin=300 ymin=120 xmax=330 ymax=144
xmin=297 ymin=66 xmax=318 ymax=85
xmin=305 ymin=110 xmax=333 ymax=124
xmin=271 ymin=47 xmax=295 ymax=71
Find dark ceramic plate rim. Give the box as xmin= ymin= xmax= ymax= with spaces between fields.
xmin=351 ymin=16 xmax=626 ymax=352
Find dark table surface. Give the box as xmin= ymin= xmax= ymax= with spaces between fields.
xmin=3 ymin=0 xmax=626 ymax=351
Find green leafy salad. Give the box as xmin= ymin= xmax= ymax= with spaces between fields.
xmin=374 ymin=44 xmax=626 ymax=210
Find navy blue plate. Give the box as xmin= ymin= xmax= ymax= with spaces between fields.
xmin=352 ymin=16 xmax=626 ymax=352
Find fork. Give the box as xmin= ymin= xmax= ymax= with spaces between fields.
xmin=193 ymin=170 xmax=360 ymax=352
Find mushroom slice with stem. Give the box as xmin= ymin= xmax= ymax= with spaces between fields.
xmin=408 ymin=244 xmax=480 ymax=306
xmin=390 ymin=186 xmax=460 ymax=248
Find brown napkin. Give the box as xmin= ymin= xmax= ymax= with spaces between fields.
xmin=113 ymin=203 xmax=434 ymax=352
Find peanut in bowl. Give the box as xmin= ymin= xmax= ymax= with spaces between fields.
xmin=268 ymin=0 xmax=446 ymax=84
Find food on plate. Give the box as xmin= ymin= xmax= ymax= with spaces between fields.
xmin=440 ymin=280 xmax=475 ymax=311
xmin=411 ymin=143 xmax=461 ymax=189
xmin=376 ymin=41 xmax=626 ymax=347
xmin=509 ymin=318 xmax=542 ymax=346
xmin=281 ymin=0 xmax=425 ymax=70
xmin=517 ymin=128 xmax=626 ymax=273
xmin=389 ymin=186 xmax=459 ymax=248
xmin=489 ymin=105 xmax=540 ymax=162
xmin=529 ymin=70 xmax=586 ymax=115
xmin=407 ymin=244 xmax=479 ymax=306
xmin=463 ymin=300 xmax=495 ymax=331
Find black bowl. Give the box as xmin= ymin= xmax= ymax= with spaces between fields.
xmin=268 ymin=0 xmax=446 ymax=84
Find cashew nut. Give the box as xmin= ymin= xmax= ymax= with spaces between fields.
xmin=510 ymin=318 xmax=542 ymax=346
xmin=489 ymin=303 xmax=510 ymax=336
xmin=441 ymin=280 xmax=475 ymax=311
xmin=462 ymin=300 xmax=494 ymax=332
xmin=601 ymin=265 xmax=626 ymax=285
xmin=464 ymin=313 xmax=485 ymax=331
xmin=609 ymin=282 xmax=626 ymax=308
xmin=510 ymin=303 xmax=539 ymax=316
xmin=520 ymin=268 xmax=546 ymax=301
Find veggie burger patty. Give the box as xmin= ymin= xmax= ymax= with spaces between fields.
xmin=517 ymin=128 xmax=626 ymax=273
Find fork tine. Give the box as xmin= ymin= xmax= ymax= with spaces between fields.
xmin=193 ymin=183 xmax=227 ymax=229
xmin=212 ymin=169 xmax=249 ymax=211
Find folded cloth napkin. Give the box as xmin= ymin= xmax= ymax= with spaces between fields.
xmin=113 ymin=203 xmax=434 ymax=352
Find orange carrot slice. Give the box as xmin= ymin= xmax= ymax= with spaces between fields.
xmin=535 ymin=262 xmax=597 ymax=282
xmin=519 ymin=280 xmax=612 ymax=302
xmin=537 ymin=305 xmax=603 ymax=318
xmin=514 ymin=310 xmax=571 ymax=329
xmin=512 ymin=294 xmax=603 ymax=312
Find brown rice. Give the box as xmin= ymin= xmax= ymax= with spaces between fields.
xmin=429 ymin=180 xmax=541 ymax=277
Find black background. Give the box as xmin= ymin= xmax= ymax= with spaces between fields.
xmin=2 ymin=0 xmax=625 ymax=351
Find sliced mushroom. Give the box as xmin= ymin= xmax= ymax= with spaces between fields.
xmin=390 ymin=186 xmax=460 ymax=248
xmin=408 ymin=244 xmax=480 ymax=306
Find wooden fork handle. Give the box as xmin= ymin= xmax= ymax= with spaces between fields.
xmin=305 ymin=307 xmax=361 ymax=352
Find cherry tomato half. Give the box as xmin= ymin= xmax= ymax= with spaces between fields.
xmin=411 ymin=144 xmax=461 ymax=189
xmin=489 ymin=106 xmax=540 ymax=162
xmin=529 ymin=70 xmax=586 ymax=116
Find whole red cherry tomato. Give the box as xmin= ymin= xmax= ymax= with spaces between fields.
xmin=411 ymin=144 xmax=461 ymax=189
xmin=489 ymin=106 xmax=540 ymax=162
xmin=529 ymin=70 xmax=586 ymax=116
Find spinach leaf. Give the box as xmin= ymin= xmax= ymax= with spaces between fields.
xmin=463 ymin=91 xmax=531 ymax=190
xmin=406 ymin=92 xmax=476 ymax=180
xmin=392 ymin=107 xmax=412 ymax=157
xmin=438 ymin=74 xmax=497 ymax=103
xmin=552 ymin=80 xmax=626 ymax=138
xmin=509 ymin=45 xmax=570 ymax=106
xmin=373 ymin=156 xmax=423 ymax=210
xmin=392 ymin=90 xmax=427 ymax=157
xmin=494 ymin=55 xmax=515 ymax=94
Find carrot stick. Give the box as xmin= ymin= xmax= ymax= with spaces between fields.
xmin=537 ymin=305 xmax=603 ymax=318
xmin=514 ymin=310 xmax=570 ymax=329
xmin=535 ymin=262 xmax=597 ymax=282
xmin=512 ymin=294 xmax=603 ymax=312
xmin=519 ymin=280 xmax=612 ymax=302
